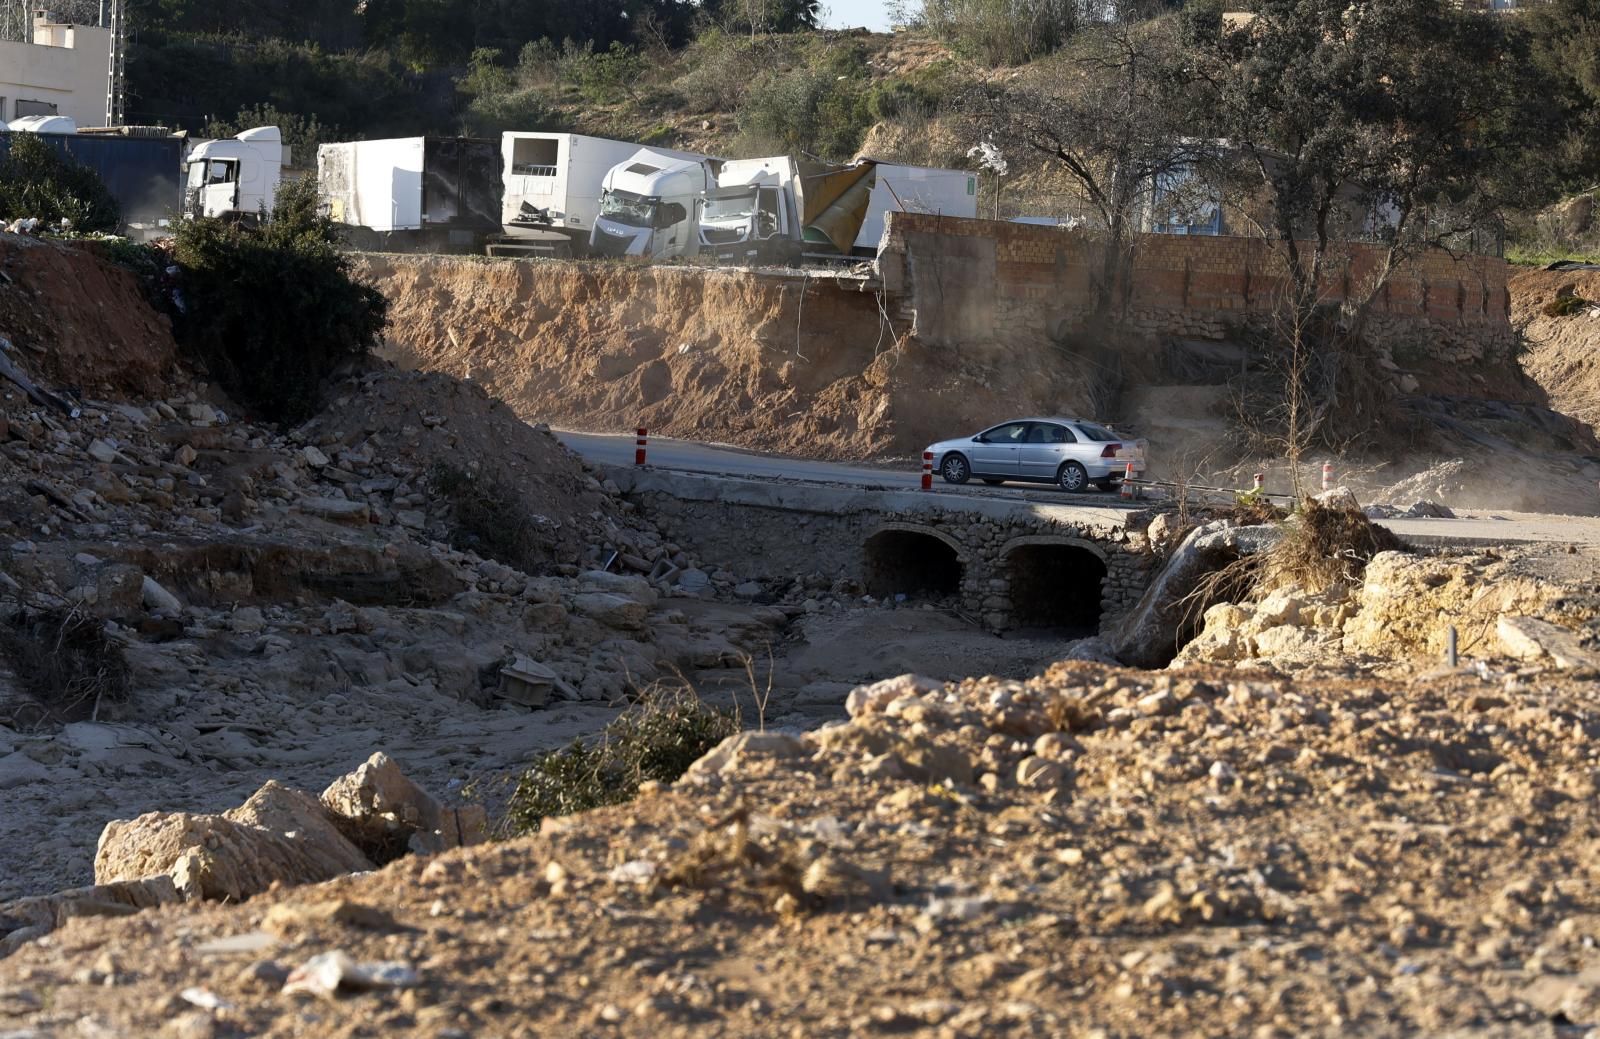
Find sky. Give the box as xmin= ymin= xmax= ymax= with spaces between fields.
xmin=822 ymin=0 xmax=897 ymax=32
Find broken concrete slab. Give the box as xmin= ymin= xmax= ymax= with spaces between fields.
xmin=1496 ymin=615 xmax=1600 ymax=670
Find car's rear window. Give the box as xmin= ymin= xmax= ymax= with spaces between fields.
xmin=1074 ymin=423 xmax=1119 ymax=441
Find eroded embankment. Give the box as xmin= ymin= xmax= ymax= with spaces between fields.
xmin=1512 ymin=266 xmax=1600 ymax=431
xmin=354 ymin=254 xmax=1110 ymax=460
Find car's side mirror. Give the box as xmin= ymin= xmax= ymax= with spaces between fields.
xmin=972 ymin=435 xmax=987 ymax=443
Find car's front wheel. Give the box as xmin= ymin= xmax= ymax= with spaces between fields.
xmin=941 ymin=453 xmax=970 ymax=484
xmin=1057 ymin=461 xmax=1089 ymax=493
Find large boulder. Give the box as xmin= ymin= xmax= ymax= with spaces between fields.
xmin=1109 ymin=522 xmax=1282 ymax=669
xmin=320 ymin=752 xmax=486 ymax=859
xmin=95 ymin=810 xmax=363 ymax=903
xmin=572 ymin=592 xmax=649 ymax=631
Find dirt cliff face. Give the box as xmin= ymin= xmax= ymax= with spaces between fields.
xmin=355 ymin=255 xmax=1105 ymax=460
xmin=1512 ymin=266 xmax=1600 ymax=431
xmin=0 ymin=236 xmax=175 ymax=397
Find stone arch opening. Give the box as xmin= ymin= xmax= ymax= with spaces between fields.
xmin=1005 ymin=543 xmax=1107 ymax=635
xmin=864 ymin=529 xmax=962 ymax=600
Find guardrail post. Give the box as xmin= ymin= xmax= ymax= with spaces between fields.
xmin=634 ymin=427 xmax=648 ymax=466
xmin=921 ymin=452 xmax=933 ymax=491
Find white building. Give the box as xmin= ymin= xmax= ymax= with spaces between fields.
xmin=0 ymin=10 xmax=111 ymax=128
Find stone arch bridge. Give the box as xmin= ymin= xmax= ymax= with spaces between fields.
xmin=613 ymin=469 xmax=1158 ymax=633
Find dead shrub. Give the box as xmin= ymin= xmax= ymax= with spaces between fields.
xmin=656 ymin=802 xmax=812 ymax=910
xmin=1258 ymin=499 xmax=1403 ymax=595
xmin=1543 ymin=293 xmax=1590 ymax=318
xmin=425 ymin=462 xmax=546 ymax=574
xmin=0 ymin=604 xmax=131 ymax=726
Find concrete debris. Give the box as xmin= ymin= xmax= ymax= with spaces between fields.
xmin=1495 ymin=615 xmax=1600 ymax=670
xmin=281 ymin=950 xmax=418 ymax=998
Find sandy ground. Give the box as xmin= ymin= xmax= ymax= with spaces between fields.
xmin=6 ymin=660 xmax=1600 ymax=1037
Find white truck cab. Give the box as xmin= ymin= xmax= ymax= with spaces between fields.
xmin=589 ymin=149 xmax=720 ymax=259
xmin=184 ymin=126 xmax=286 ymax=221
xmin=698 ymin=156 xmax=800 ymax=263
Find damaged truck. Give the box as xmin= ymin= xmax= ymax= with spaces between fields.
xmin=698 ymin=157 xmax=978 ymax=265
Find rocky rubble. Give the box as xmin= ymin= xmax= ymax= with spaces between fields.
xmin=4 ymin=660 xmax=1600 ymax=1036
xmin=1179 ymin=546 xmax=1600 ymax=673
xmin=0 ymin=358 xmax=793 ymax=903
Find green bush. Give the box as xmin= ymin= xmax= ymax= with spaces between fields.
xmin=0 ymin=133 xmax=120 ymax=232
xmin=500 ymin=684 xmax=738 ymax=836
xmin=172 ymin=177 xmax=387 ymax=424
xmin=738 ymin=66 xmax=873 ymax=160
xmin=673 ymin=28 xmax=763 ymax=110
xmin=920 ymin=0 xmax=1079 ymax=65
xmin=462 ymin=89 xmax=567 ymax=136
xmin=573 ymin=41 xmax=647 ymax=104
xmin=202 ymin=104 xmax=338 ymax=171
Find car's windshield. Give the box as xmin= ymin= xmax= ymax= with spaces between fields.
xmin=1074 ymin=422 xmax=1119 ymax=442
xmin=702 ymin=189 xmax=757 ymax=224
xmin=599 ymin=189 xmax=658 ymax=228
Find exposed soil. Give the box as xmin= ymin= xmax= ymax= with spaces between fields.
xmin=5 ymin=661 xmax=1600 ymax=1037
xmin=1511 ymin=266 xmax=1600 ymax=431
xmin=0 ymin=236 xmax=175 ymax=397
xmin=356 ymin=255 xmax=1124 ymax=461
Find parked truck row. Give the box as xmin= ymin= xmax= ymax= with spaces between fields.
xmin=315 ymin=130 xmax=979 ymax=263
xmin=1 ymin=117 xmax=980 ymax=265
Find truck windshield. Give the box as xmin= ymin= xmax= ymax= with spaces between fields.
xmin=599 ymin=189 xmax=658 ymax=229
xmin=702 ymin=189 xmax=757 ymax=225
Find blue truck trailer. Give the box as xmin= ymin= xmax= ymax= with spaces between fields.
xmin=0 ymin=128 xmax=183 ymax=235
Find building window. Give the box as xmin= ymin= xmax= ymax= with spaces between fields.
xmin=15 ymin=99 xmax=59 ymax=118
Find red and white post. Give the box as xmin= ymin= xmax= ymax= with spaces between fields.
xmin=921 ymin=452 xmax=934 ymax=491
xmin=634 ymin=427 xmax=648 ymax=466
xmin=1120 ymin=461 xmax=1136 ymax=500
xmin=1321 ymin=461 xmax=1333 ymax=491
xmin=1253 ymin=472 xmax=1265 ymax=494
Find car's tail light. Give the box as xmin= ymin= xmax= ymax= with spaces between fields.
xmin=1101 ymin=444 xmax=1122 ymax=458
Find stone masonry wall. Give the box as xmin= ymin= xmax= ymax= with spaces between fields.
xmin=878 ymin=214 xmax=1516 ymax=368
xmin=633 ymin=492 xmax=1156 ymax=632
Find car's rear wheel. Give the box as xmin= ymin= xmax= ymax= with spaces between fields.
xmin=1057 ymin=461 xmax=1089 ymax=493
xmin=941 ymin=453 xmax=970 ymax=484
xmin=982 ymin=478 xmax=1004 ymax=486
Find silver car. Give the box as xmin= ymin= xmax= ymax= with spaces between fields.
xmin=927 ymin=418 xmax=1148 ymax=492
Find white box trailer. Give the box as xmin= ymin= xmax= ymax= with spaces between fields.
xmin=857 ymin=164 xmax=978 ymax=251
xmin=318 ymin=136 xmax=501 ymax=252
xmin=498 ymin=132 xmax=708 ymax=255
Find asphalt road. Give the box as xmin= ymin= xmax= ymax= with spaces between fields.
xmin=556 ymin=430 xmax=1600 ymax=546
xmin=556 ymin=430 xmax=1140 ymax=508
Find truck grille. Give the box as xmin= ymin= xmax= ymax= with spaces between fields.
xmin=589 ymin=231 xmax=634 ymax=258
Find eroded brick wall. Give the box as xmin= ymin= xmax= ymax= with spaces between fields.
xmin=879 ymin=214 xmax=1514 ymax=365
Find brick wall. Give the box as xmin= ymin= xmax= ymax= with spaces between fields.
xmin=878 ymin=213 xmax=1515 ymax=366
